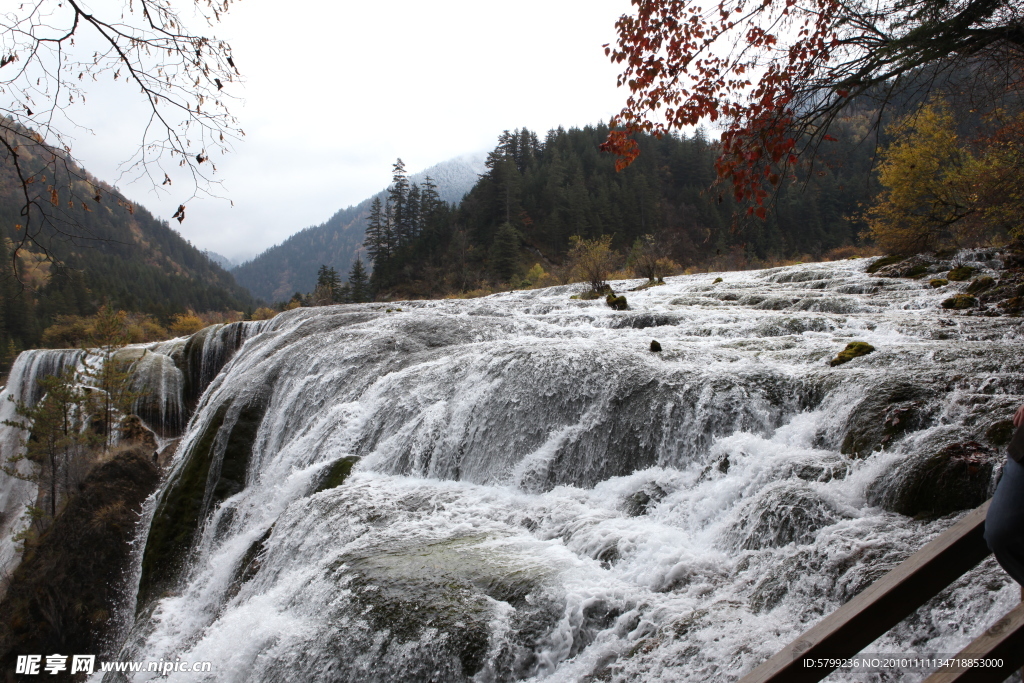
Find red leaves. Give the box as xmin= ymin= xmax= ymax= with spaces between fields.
xmin=171 ymin=204 xmax=186 ymax=223
xmin=603 ymin=0 xmax=846 ymax=217
xmin=600 ymin=130 xmax=641 ymax=171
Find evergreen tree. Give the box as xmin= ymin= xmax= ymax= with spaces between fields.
xmin=490 ymin=223 xmax=520 ymax=283
xmin=348 ymin=257 xmax=370 ymax=303
xmin=389 ymin=159 xmax=410 ymax=245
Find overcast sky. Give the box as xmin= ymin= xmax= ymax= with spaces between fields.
xmin=63 ymin=0 xmax=635 ymax=263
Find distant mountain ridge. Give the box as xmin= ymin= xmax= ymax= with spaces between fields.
xmin=232 ymin=154 xmax=486 ymax=302
xmin=0 ymin=122 xmax=253 ymax=351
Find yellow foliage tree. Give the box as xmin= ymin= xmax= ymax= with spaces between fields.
xmin=168 ymin=311 xmax=206 ymax=337
xmin=866 ymin=100 xmax=1024 ymax=253
xmin=865 ymin=101 xmax=974 ymax=253
xmin=566 ymin=236 xmax=618 ymax=293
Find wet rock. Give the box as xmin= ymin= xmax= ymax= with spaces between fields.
xmin=649 ymin=340 xmax=662 ymax=352
xmin=841 ymin=381 xmax=930 ymax=457
xmin=729 ymin=481 xmax=847 ymax=550
xmin=947 ymin=265 xmax=977 ymax=281
xmin=330 ymin=534 xmax=561 ymax=680
xmin=866 ymin=254 xmax=907 ymax=274
xmin=314 ymin=456 xmax=360 ymax=493
xmin=942 ymin=294 xmax=977 ymax=309
xmin=870 ymin=254 xmax=941 ymax=278
xmin=829 ymin=341 xmax=875 ymax=367
xmin=985 ymin=420 xmax=1015 ymax=446
xmin=867 ymin=441 xmax=998 ymax=517
xmin=966 ymin=276 xmax=995 ymax=294
xmin=622 ymin=482 xmax=667 ymax=516
xmin=605 ymin=294 xmax=628 ymax=310
xmin=930 ymin=278 xmax=948 ymax=288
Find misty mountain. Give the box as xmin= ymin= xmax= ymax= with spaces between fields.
xmin=232 ymin=154 xmax=486 ymax=302
xmin=203 ymin=250 xmax=238 ymax=271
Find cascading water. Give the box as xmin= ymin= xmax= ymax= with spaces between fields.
xmin=40 ymin=256 xmax=1024 ymax=681
xmin=0 ymin=320 xmax=264 ymax=584
xmin=0 ymin=348 xmax=84 ymax=579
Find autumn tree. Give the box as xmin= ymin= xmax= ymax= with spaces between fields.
xmin=0 ymin=0 xmax=242 ymax=269
xmin=867 ymin=99 xmax=1024 ymax=251
xmin=83 ymin=306 xmax=139 ymax=451
xmin=567 ymin=235 xmax=619 ymax=293
xmin=602 ymin=0 xmax=1024 ymax=212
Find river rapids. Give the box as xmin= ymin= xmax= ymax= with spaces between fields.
xmin=3 ymin=255 xmax=1023 ymax=682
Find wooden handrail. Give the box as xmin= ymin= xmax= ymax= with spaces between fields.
xmin=739 ymin=502 xmax=993 ymax=683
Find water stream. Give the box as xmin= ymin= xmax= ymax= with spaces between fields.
xmin=5 ymin=255 xmax=1023 ymax=681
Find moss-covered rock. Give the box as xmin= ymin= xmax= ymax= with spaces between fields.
xmin=649 ymin=340 xmax=662 ymax=352
xmin=314 ymin=456 xmax=360 ymax=493
xmin=621 ymin=482 xmax=666 ymax=516
xmin=605 ymin=294 xmax=628 ymax=310
xmin=138 ymin=393 xmax=268 ymax=608
xmin=947 ymin=265 xmax=976 ymax=281
xmin=138 ymin=401 xmax=230 ymax=608
xmin=866 ymin=254 xmax=907 ymax=274
xmin=713 ymin=277 xmax=724 ymax=283
xmin=929 ymin=278 xmax=948 ymax=288
xmin=0 ymin=448 xmax=159 ymax=678
xmin=867 ymin=441 xmax=997 ymax=517
xmin=225 ymin=525 xmax=274 ymax=601
xmin=829 ymin=341 xmax=875 ymax=367
xmin=966 ymin=276 xmax=995 ymax=294
xmin=941 ymin=294 xmax=977 ymax=309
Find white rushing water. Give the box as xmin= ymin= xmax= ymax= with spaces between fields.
xmin=16 ymin=255 xmax=1024 ymax=682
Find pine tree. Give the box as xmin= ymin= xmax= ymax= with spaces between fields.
xmin=364 ymin=197 xmax=387 ymax=265
xmin=389 ymin=159 xmax=410 ymax=245
xmin=3 ymin=366 xmax=93 ymax=520
xmin=490 ymin=223 xmax=520 ymax=283
xmin=348 ymin=257 xmax=370 ymax=303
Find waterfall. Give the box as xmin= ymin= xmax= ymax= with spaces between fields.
xmin=95 ymin=253 xmax=1023 ymax=682
xmin=0 ymin=321 xmax=266 ymax=583
xmin=0 ymin=349 xmax=84 ymax=580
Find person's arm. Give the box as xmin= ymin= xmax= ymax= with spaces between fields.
xmin=1014 ymin=405 xmax=1024 ymax=428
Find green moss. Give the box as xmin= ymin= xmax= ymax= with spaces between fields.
xmin=941 ymin=294 xmax=977 ymax=309
xmin=866 ymin=254 xmax=905 ymax=274
xmin=929 ymin=278 xmax=948 ymax=288
xmin=606 ymin=294 xmax=628 ymax=310
xmin=947 ymin=265 xmax=976 ymax=281
xmin=212 ymin=398 xmax=268 ymax=506
xmin=713 ymin=277 xmax=723 ymax=283
xmin=314 ymin=456 xmax=360 ymax=493
xmin=966 ymin=276 xmax=995 ymax=294
xmin=905 ymin=263 xmax=930 ymax=279
xmin=829 ymin=341 xmax=875 ymax=367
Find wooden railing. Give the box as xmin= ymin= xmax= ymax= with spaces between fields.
xmin=739 ymin=501 xmax=1024 ymax=683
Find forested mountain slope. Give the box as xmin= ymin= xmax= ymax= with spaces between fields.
xmin=0 ymin=125 xmax=253 ymax=352
xmin=232 ymin=155 xmax=485 ymax=302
